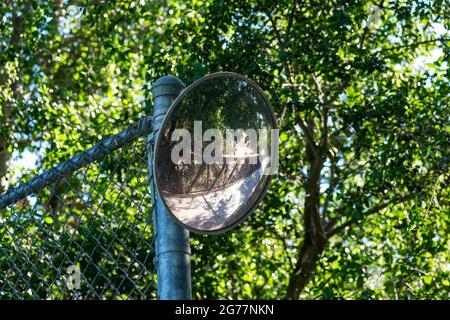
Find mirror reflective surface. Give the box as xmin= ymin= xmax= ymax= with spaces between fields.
xmin=154 ymin=72 xmax=277 ymax=234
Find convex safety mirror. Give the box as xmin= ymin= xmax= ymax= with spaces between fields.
xmin=154 ymin=72 xmax=278 ymax=234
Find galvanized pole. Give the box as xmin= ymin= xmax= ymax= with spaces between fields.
xmin=149 ymin=76 xmax=191 ymax=300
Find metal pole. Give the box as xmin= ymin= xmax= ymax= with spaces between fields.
xmin=149 ymin=75 xmax=191 ymax=300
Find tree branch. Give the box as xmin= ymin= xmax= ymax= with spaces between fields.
xmin=376 ymin=37 xmax=449 ymax=54
xmin=284 ymin=0 xmax=297 ymax=44
xmin=294 ymin=114 xmax=320 ymax=159
xmin=311 ymin=73 xmax=324 ymax=102
xmin=326 ymin=194 xmax=415 ymax=238
xmin=268 ymin=226 xmax=295 ymax=272
xmin=322 ymin=159 xmax=338 ymax=220
xmin=268 ymin=13 xmax=319 ymax=159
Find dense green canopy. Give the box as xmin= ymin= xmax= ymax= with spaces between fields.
xmin=1 ymin=0 xmax=449 ymax=299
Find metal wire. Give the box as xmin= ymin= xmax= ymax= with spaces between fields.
xmin=0 ymin=117 xmax=156 ymax=299
xmin=0 ymin=116 xmax=152 ymax=211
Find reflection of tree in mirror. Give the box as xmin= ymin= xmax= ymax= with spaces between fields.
xmin=157 ymin=75 xmax=273 ymax=195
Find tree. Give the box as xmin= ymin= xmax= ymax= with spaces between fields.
xmin=153 ymin=0 xmax=449 ymax=299
xmin=0 ymin=0 xmax=449 ymax=299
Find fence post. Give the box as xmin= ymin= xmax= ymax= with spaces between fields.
xmin=149 ymin=75 xmax=192 ymax=300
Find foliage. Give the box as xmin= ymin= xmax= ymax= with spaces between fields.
xmin=0 ymin=0 xmax=449 ymax=299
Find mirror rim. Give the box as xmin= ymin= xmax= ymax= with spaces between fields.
xmin=153 ymin=72 xmax=277 ymax=235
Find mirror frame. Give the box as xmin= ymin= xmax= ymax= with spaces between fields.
xmin=153 ymin=72 xmax=277 ymax=235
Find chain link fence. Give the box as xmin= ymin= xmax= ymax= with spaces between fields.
xmin=0 ymin=117 xmax=157 ymax=299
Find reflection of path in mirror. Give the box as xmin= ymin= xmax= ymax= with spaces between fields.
xmin=164 ymin=167 xmax=262 ymax=231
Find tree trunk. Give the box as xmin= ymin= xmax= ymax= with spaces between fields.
xmin=285 ymin=236 xmax=326 ymax=299
xmin=285 ymin=135 xmax=327 ymax=299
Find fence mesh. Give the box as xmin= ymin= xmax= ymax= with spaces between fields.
xmin=0 ymin=119 xmax=157 ymax=299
